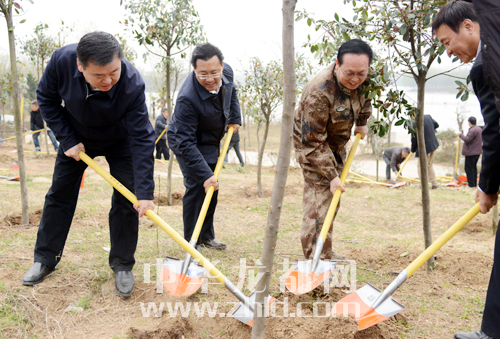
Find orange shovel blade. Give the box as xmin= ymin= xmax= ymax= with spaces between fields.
xmin=161 ymin=257 xmax=205 ymax=297
xmin=332 ymin=284 xmax=404 ymax=331
xmin=284 ymin=260 xmax=336 ymax=295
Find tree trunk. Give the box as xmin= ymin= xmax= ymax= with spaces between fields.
xmin=251 ymin=1 xmax=296 ymax=336
xmin=415 ymin=74 xmax=434 ymax=272
xmin=4 ymin=6 xmax=30 ymax=224
xmin=165 ymin=51 xmax=173 ymax=206
xmin=247 ymin=115 xmax=251 ymax=147
xmin=43 ymin=120 xmax=50 ymax=155
xmin=492 ymin=204 xmax=498 ymax=234
xmin=257 ymin=115 xmax=270 ymax=198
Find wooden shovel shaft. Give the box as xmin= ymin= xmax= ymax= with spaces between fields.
xmin=319 ymin=133 xmax=361 ymax=241
xmin=190 ymin=126 xmax=234 ymax=242
xmin=78 ymin=151 xmax=227 ymax=284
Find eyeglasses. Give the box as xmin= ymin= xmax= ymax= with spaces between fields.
xmin=196 ymin=72 xmax=222 ymax=80
xmin=339 ymin=67 xmax=368 ymax=79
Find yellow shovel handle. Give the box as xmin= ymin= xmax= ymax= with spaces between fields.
xmin=319 ymin=133 xmax=362 ymax=241
xmin=78 ymin=151 xmax=226 ymax=285
xmin=190 ymin=126 xmax=234 ymax=242
xmin=154 ymin=128 xmax=168 ymax=145
xmin=406 ymin=202 xmax=480 ymax=277
xmin=395 ymin=152 xmax=412 ymax=181
xmin=3 ymin=128 xmax=45 ymax=141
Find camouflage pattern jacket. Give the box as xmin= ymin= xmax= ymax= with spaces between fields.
xmin=293 ymin=63 xmax=372 ymax=183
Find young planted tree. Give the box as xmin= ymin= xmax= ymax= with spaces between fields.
xmin=300 ymin=0 xmax=465 ymax=272
xmin=243 ymin=57 xmax=310 ymax=197
xmin=252 ymin=1 xmax=297 ymax=337
xmin=0 ymin=0 xmax=29 ymax=224
xmin=122 ymin=0 xmax=204 ymax=205
xmin=20 ymin=22 xmax=56 ymax=82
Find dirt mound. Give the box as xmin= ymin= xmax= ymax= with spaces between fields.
xmin=462 ymin=218 xmax=493 ymax=233
xmin=155 ymin=191 xmax=183 ymax=206
xmin=2 ymin=209 xmax=43 ymax=226
xmin=0 ymin=152 xmax=16 ymax=164
xmin=128 ymin=317 xmax=194 ymax=339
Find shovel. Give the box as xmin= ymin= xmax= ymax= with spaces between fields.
xmin=0 ymin=175 xmax=20 ymax=181
xmin=332 ymin=196 xmax=497 ymax=330
xmin=162 ymin=126 xmax=234 ymax=297
xmin=284 ymin=133 xmax=362 ymax=295
xmin=389 ymin=152 xmax=412 ymax=189
xmin=78 ymin=149 xmax=274 ymax=326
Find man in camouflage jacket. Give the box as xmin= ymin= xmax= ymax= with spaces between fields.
xmin=293 ymin=39 xmax=373 ymax=260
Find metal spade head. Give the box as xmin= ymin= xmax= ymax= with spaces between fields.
xmin=229 ymin=291 xmax=276 ymax=326
xmin=161 ymin=256 xmax=205 ymax=297
xmin=332 ymin=284 xmax=404 ymax=330
xmin=284 ymin=259 xmax=337 ymax=295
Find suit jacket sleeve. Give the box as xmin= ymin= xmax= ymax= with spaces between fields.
xmin=174 ymin=98 xmax=214 ymax=184
xmin=30 ymin=111 xmax=35 ymax=131
xmin=390 ymin=153 xmax=399 ymax=173
xmin=472 ymin=60 xmax=500 ymax=194
xmin=228 ymin=84 xmax=242 ymax=125
xmin=156 ymin=115 xmax=167 ymax=130
xmin=123 ymin=85 xmax=156 ymax=200
xmin=36 ymin=50 xmax=80 ymax=152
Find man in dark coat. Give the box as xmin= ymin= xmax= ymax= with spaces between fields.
xmin=167 ymin=43 xmax=241 ymax=250
xmin=411 ymin=114 xmax=440 ymax=189
xmin=434 ymin=2 xmax=500 ymax=338
xmin=459 ymin=116 xmax=483 ymax=187
xmin=154 ymin=108 xmax=169 ymax=160
xmin=382 ymin=146 xmax=410 ymax=182
xmin=22 ymin=32 xmax=156 ymax=298
xmin=30 ymin=100 xmax=59 ymax=152
xmin=224 ymin=129 xmax=244 ymax=166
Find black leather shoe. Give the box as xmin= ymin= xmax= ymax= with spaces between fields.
xmin=454 ymin=330 xmax=495 ymax=339
xmin=22 ymin=262 xmax=54 ymax=286
xmin=115 ymin=271 xmax=134 ymax=297
xmin=201 ymin=238 xmax=227 ymax=250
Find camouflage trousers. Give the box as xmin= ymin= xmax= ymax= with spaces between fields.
xmin=301 ymin=178 xmax=341 ymax=260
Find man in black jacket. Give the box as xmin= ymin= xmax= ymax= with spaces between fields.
xmin=30 ymin=100 xmax=59 ymax=152
xmin=411 ymin=115 xmax=440 ymax=189
xmin=22 ymin=32 xmax=156 ymax=298
xmin=167 ymin=43 xmax=241 ymax=250
xmin=434 ymin=2 xmax=500 ymax=338
xmin=154 ymin=108 xmax=170 ymax=160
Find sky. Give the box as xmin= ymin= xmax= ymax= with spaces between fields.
xmin=0 ymin=0 xmax=352 ymax=72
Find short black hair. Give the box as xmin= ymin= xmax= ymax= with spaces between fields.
xmin=77 ymin=31 xmax=124 ymax=69
xmin=191 ymin=42 xmax=224 ymax=68
xmin=337 ymin=39 xmax=373 ymax=66
xmin=468 ymin=116 xmax=477 ymax=125
xmin=432 ymin=0 xmax=477 ymax=34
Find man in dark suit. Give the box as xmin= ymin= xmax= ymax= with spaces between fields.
xmin=23 ymin=32 xmax=155 ymax=298
xmin=382 ymin=146 xmax=410 ymax=182
xmin=167 ymin=43 xmax=241 ymax=250
xmin=411 ymin=115 xmax=440 ymax=189
xmin=434 ymin=2 xmax=500 ymax=338
xmin=154 ymin=108 xmax=170 ymax=160
xmin=459 ymin=116 xmax=483 ymax=188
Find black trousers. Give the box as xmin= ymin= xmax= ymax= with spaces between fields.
xmin=464 ymin=155 xmax=480 ymax=187
xmin=155 ymin=138 xmax=170 ymax=160
xmin=34 ymin=144 xmax=138 ymax=272
xmin=176 ymin=155 xmax=217 ymax=243
xmin=482 ymin=221 xmax=500 ymax=338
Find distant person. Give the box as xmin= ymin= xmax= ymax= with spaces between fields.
xmin=167 ymin=42 xmax=241 ymax=250
xmin=434 ymin=2 xmax=500 ymax=339
xmin=154 ymin=108 xmax=170 ymax=160
xmin=23 ymin=32 xmax=155 ymax=298
xmin=294 ymin=39 xmax=372 ymax=260
xmin=224 ymin=129 xmax=244 ymax=166
xmin=30 ymin=101 xmax=59 ymax=152
xmin=458 ymin=116 xmax=482 ymax=187
xmin=411 ymin=114 xmax=440 ymax=189
xmin=382 ymin=146 xmax=410 ymax=182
